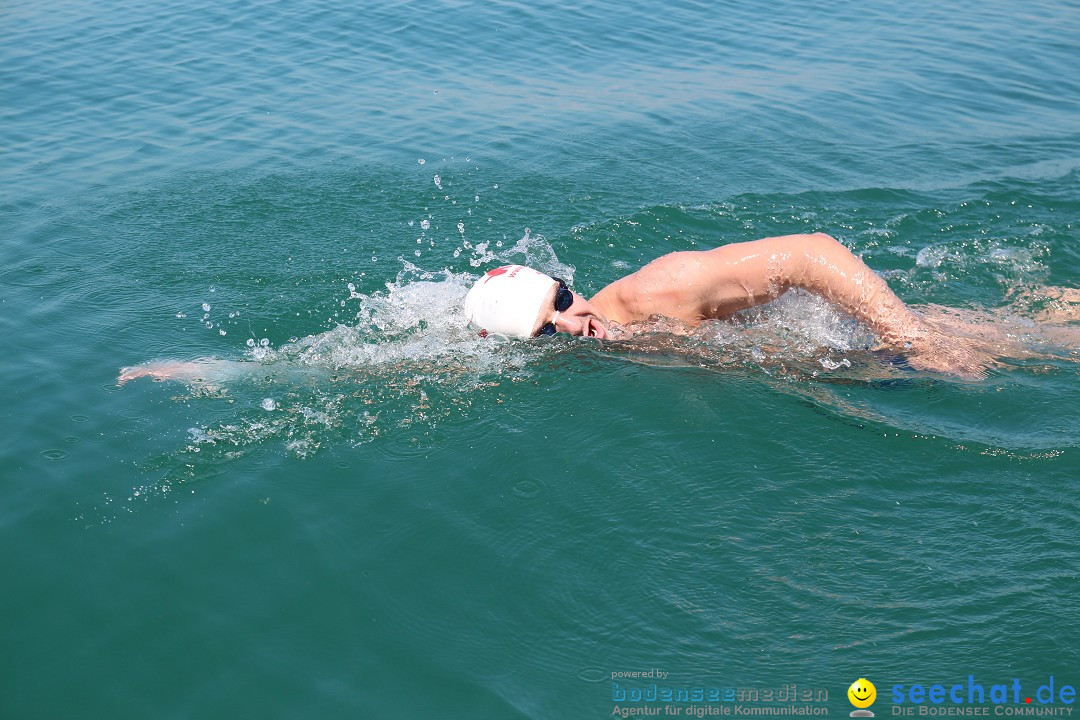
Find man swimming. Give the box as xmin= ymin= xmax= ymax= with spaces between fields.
xmin=463 ymin=232 xmax=1058 ymax=377
xmin=120 ymin=232 xmax=1077 ymax=384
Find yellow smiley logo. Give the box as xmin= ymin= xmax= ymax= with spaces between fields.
xmin=848 ymin=678 xmax=877 ymax=709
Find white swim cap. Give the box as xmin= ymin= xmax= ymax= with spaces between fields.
xmin=464 ymin=265 xmax=558 ymax=338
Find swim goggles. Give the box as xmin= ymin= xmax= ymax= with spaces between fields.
xmin=535 ymin=277 xmax=574 ymax=336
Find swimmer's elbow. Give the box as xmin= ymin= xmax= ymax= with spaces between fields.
xmin=783 ymin=232 xmax=846 ymax=285
xmin=793 ymin=232 xmax=843 ymax=261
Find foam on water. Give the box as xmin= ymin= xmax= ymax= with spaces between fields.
xmin=118 ymin=232 xmax=588 ymax=506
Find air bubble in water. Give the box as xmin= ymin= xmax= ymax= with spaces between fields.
xmin=372 ymin=256 xmax=378 ymax=262
xmin=260 ymin=338 xmax=269 ymax=347
xmin=209 ymin=286 xmax=216 ymax=293
xmin=247 ymin=338 xmax=255 ymax=347
xmin=202 ymin=303 xmax=211 ymax=312
xmin=261 ymin=398 xmax=276 ymax=411
xmin=420 ymin=219 xmax=430 ymax=230
xmin=219 ymin=329 xmax=227 ymax=336
xmin=434 ymin=175 xmax=443 ymax=190
xmin=457 ymin=222 xmax=465 ymax=234
xmin=176 ymin=312 xmax=186 ymax=318
xmin=418 ymin=158 xmax=426 ymax=165
xmin=819 ymin=357 xmax=852 ymax=370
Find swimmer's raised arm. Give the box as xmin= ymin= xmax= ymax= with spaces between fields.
xmin=591 ymin=233 xmax=924 ymax=346
xmin=590 ymin=233 xmax=1000 ymax=376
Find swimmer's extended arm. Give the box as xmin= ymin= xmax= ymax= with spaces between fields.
xmin=118 ymin=358 xmax=248 ymax=386
xmin=731 ymin=232 xmax=925 ymax=347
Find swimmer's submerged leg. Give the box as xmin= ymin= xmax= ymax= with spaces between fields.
xmin=900 ymin=302 xmax=1080 ymax=378
xmin=1031 ymin=287 xmax=1080 ymax=323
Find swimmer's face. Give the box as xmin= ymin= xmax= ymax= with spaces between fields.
xmin=537 ymin=290 xmax=609 ymax=339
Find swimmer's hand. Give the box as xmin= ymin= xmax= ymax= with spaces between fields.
xmin=898 ymin=331 xmax=993 ymax=380
xmin=118 ymin=359 xmax=235 ymax=386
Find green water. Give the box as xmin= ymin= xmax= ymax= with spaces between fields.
xmin=2 ymin=0 xmax=1079 ymax=717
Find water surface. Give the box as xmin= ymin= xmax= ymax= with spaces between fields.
xmin=2 ymin=0 xmax=1079 ymax=717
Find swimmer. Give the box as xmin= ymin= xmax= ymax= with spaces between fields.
xmin=464 ymin=233 xmax=1079 ymax=378
xmin=119 ymin=232 xmax=1078 ymax=384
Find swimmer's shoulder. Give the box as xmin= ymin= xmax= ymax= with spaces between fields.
xmin=590 ymin=251 xmax=707 ymax=325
